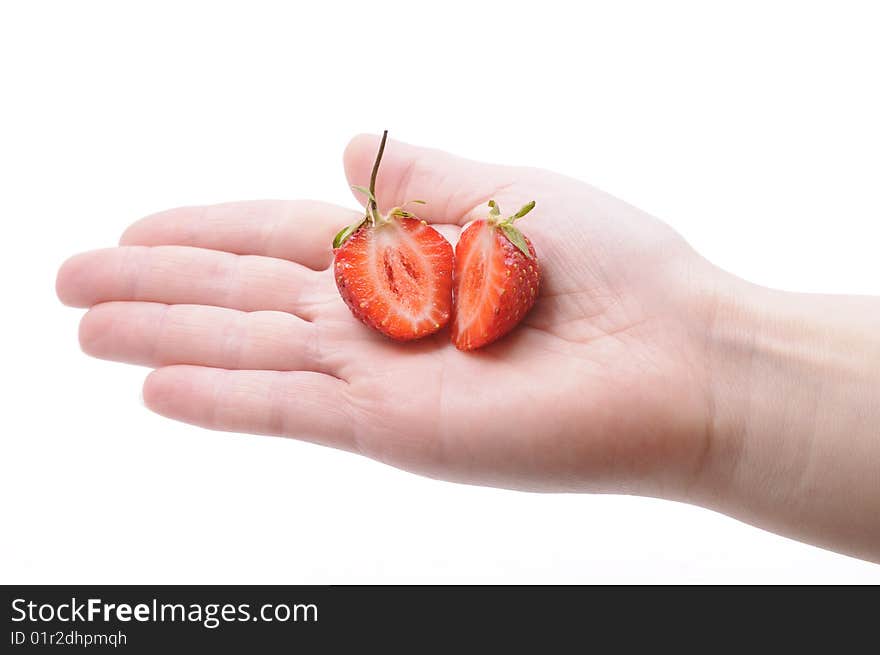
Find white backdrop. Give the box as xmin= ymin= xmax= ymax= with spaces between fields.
xmin=2 ymin=1 xmax=878 ymax=583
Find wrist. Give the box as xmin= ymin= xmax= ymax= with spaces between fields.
xmin=700 ymin=277 xmax=834 ymax=496
xmin=697 ymin=275 xmax=880 ymax=560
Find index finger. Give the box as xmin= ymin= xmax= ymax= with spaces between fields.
xmin=121 ymin=199 xmax=361 ymax=271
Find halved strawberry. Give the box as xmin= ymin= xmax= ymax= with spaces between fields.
xmin=334 ymin=216 xmax=453 ymax=340
xmin=451 ymin=200 xmax=540 ymax=350
xmin=333 ymin=131 xmax=453 ymax=340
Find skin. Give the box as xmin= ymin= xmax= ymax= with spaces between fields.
xmin=56 ymin=135 xmax=880 ymax=563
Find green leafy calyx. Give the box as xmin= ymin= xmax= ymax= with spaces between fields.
xmin=486 ymin=199 xmax=536 ymax=259
xmin=333 ymin=217 xmax=367 ymax=249
xmin=351 ymin=185 xmax=376 ymax=204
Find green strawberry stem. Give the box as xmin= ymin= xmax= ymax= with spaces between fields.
xmin=367 ymin=130 xmax=388 ymax=225
xmin=332 ymin=130 xmax=391 ymax=248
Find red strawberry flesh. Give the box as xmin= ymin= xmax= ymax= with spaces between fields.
xmin=335 ymin=217 xmax=453 ymax=340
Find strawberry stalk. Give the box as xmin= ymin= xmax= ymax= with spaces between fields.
xmin=334 ymin=130 xmax=390 ymax=248
xmin=366 ymin=130 xmax=388 ymax=225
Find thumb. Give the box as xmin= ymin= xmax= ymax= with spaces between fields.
xmin=342 ymin=133 xmax=517 ymax=225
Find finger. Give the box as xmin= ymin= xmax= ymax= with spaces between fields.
xmin=143 ymin=365 xmax=356 ymax=452
xmin=56 ymin=245 xmax=327 ymax=319
xmin=120 ymin=200 xmax=358 ymax=271
xmin=343 ymin=133 xmax=520 ymax=225
xmin=80 ymin=301 xmax=334 ymax=373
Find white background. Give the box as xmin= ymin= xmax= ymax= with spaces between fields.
xmin=2 ymin=1 xmax=878 ymax=583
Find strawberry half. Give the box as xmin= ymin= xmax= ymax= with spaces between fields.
xmin=333 ymin=131 xmax=453 ymax=340
xmin=451 ymin=200 xmax=540 ymax=350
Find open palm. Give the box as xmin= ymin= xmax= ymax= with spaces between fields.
xmin=57 ymin=135 xmax=718 ymax=495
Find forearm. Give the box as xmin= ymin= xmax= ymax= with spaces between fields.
xmin=702 ymin=278 xmax=880 ymax=561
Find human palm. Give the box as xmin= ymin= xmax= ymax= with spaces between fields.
xmin=57 ymin=135 xmax=717 ymax=495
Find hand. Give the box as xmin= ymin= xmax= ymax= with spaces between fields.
xmin=56 ymin=135 xmax=719 ymax=496
xmin=57 ymin=135 xmax=880 ymax=562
